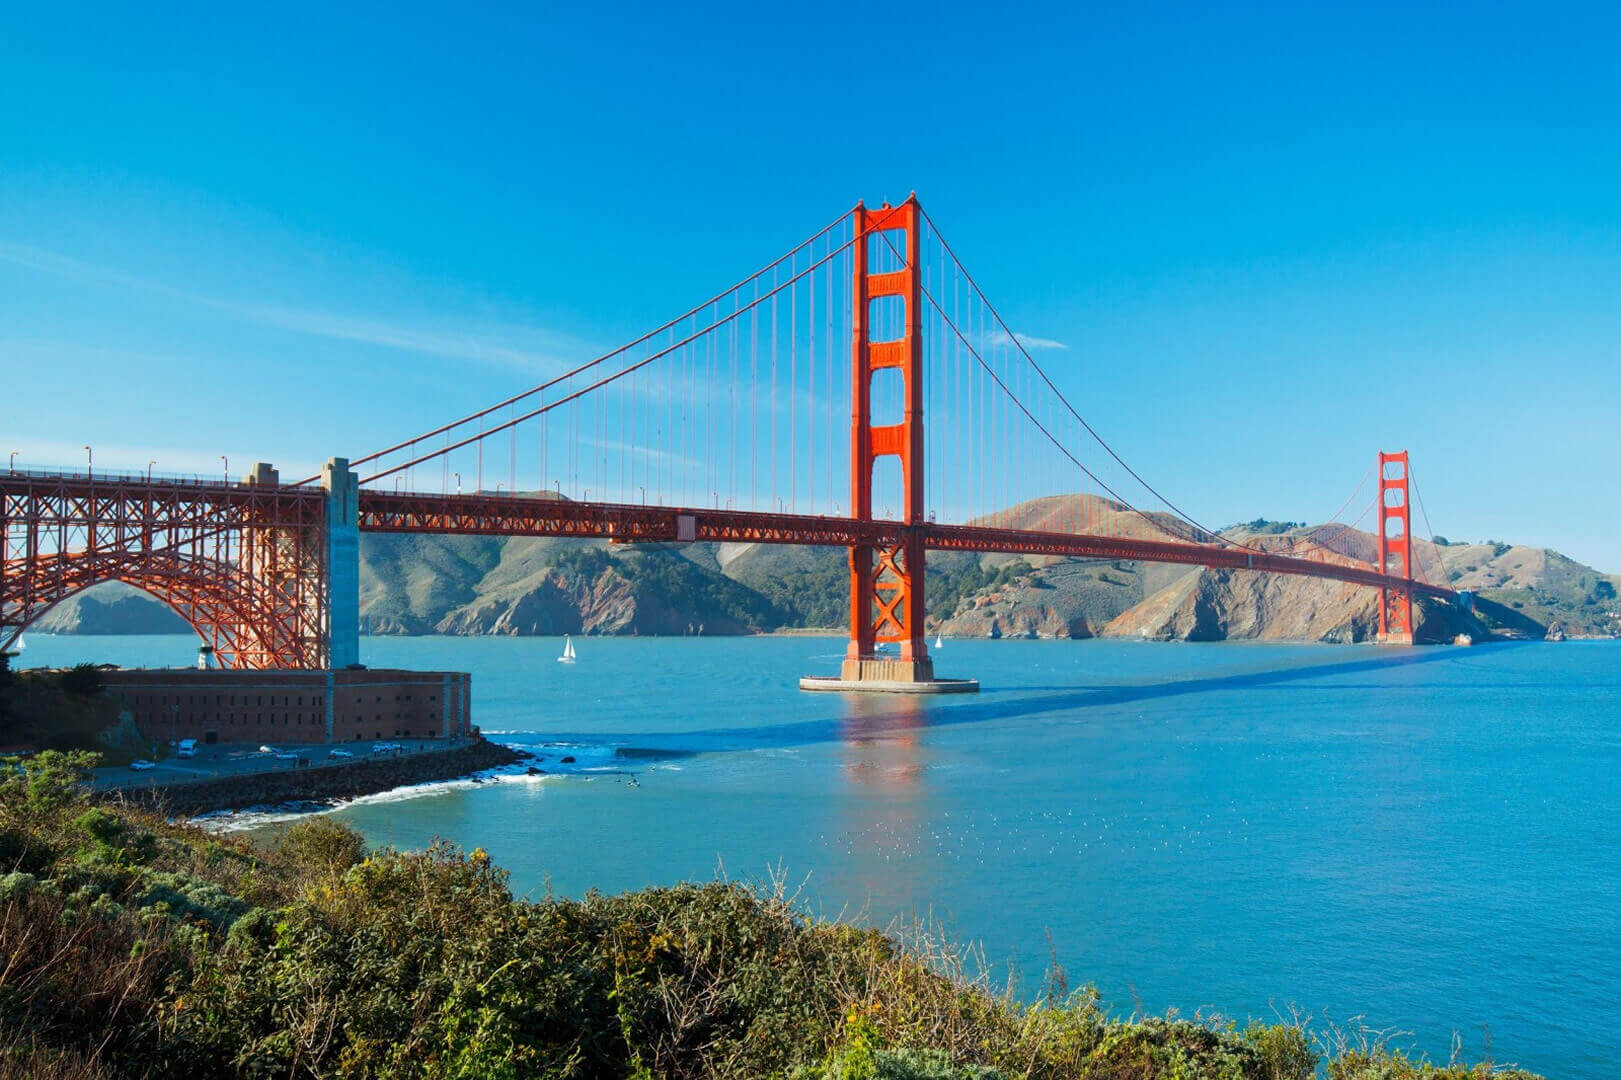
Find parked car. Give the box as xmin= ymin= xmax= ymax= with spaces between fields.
xmin=371 ymin=742 xmax=403 ymax=755
xmin=274 ymin=751 xmax=301 ymax=761
xmin=258 ymin=745 xmax=277 ymax=754
xmin=176 ymin=738 xmax=198 ymax=759
xmin=129 ymin=760 xmax=155 ymax=771
xmin=328 ymin=749 xmax=354 ymax=760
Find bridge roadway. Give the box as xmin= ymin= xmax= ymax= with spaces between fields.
xmin=356 ymin=489 xmax=1455 ymax=600
xmin=0 ymin=471 xmax=1451 ymax=602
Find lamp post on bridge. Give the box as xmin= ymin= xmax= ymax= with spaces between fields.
xmin=454 ymin=472 xmax=461 ymax=495
xmin=83 ymin=445 xmax=92 ymax=475
xmin=147 ymin=460 xmax=157 ymax=484
xmin=220 ymin=455 xmax=229 ymax=485
xmin=8 ymin=450 xmax=17 ymax=473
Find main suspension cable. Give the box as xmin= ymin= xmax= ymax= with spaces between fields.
xmin=299 ymin=207 xmax=856 ymax=485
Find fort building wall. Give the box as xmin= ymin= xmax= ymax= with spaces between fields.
xmin=102 ymin=668 xmax=472 ymax=745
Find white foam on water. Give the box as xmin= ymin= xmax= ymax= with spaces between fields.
xmin=191 ymin=739 xmax=671 ymax=832
xmin=192 ymin=805 xmax=331 ymax=832
xmin=192 ymin=742 xmax=561 ymax=832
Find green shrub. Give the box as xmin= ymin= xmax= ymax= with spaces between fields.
xmin=274 ymin=816 xmax=367 ymax=882
xmin=1 ymin=750 xmax=97 ymax=825
xmin=57 ymin=664 xmax=103 ymax=698
xmin=0 ymin=792 xmax=1550 ymax=1080
xmin=1327 ymin=1050 xmax=1539 ymax=1078
xmin=874 ymin=1047 xmax=1004 ymax=1079
xmin=72 ymin=807 xmax=122 ymax=845
xmin=136 ymin=870 xmax=252 ymax=929
xmin=1244 ymin=1019 xmax=1317 ymax=1079
xmin=0 ymin=871 xmax=42 ymax=902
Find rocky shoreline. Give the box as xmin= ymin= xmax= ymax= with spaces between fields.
xmin=100 ymin=738 xmax=530 ymax=818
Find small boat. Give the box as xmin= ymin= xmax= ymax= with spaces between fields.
xmin=934 ymin=634 xmax=944 ymax=649
xmin=12 ymin=634 xmax=24 ymax=653
xmin=557 ymin=635 xmax=577 ymax=664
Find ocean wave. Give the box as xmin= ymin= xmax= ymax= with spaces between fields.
xmin=194 ymin=742 xmax=556 ymax=831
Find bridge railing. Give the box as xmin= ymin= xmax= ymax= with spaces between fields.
xmin=4 ymin=464 xmax=263 ymax=489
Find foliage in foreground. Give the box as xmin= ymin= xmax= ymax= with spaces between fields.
xmin=0 ymin=665 xmax=142 ymax=764
xmin=0 ymin=752 xmax=1544 ymax=1079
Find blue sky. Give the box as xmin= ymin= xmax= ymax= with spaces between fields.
xmin=3 ymin=2 xmax=1618 ymax=568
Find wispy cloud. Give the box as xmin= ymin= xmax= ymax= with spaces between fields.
xmin=1013 ymin=332 xmax=1068 ymax=351
xmin=223 ymin=299 xmax=586 ymax=374
xmin=576 ymin=435 xmax=706 ymax=475
xmin=0 ymin=240 xmax=592 ymax=376
xmin=989 ymin=328 xmax=1068 ymax=352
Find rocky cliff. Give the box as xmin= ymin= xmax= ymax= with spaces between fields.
xmin=1095 ymin=567 xmax=1480 ymax=643
xmin=929 ymin=497 xmax=1607 ymax=643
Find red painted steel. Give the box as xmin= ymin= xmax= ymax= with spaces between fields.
xmin=846 ymin=198 xmax=931 ymax=678
xmin=3 ymin=201 xmax=1459 ymax=669
xmin=354 ymin=491 xmax=1453 ymax=600
xmin=1 ymin=470 xmax=329 ymax=668
xmin=3 ymin=476 xmax=1451 ymax=670
xmin=1377 ymin=450 xmax=1415 ymax=641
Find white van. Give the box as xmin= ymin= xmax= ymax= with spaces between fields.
xmin=176 ymin=738 xmax=198 ymax=759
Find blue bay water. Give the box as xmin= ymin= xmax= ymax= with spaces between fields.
xmin=21 ymin=633 xmax=1619 ymax=1077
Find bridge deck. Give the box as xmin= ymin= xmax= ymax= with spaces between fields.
xmin=0 ymin=475 xmax=1452 ymax=603
xmin=355 ymin=490 xmax=1454 ymax=601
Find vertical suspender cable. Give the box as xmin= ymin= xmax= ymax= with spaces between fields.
xmin=788 ymin=254 xmax=796 ymax=512
xmin=770 ymin=267 xmax=778 ymax=508
xmin=807 ymin=239 xmax=816 ymax=513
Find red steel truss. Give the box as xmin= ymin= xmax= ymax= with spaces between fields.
xmin=1 ymin=470 xmax=329 ymax=669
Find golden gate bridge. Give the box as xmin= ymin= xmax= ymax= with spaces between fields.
xmin=1 ymin=196 xmax=1456 ymax=691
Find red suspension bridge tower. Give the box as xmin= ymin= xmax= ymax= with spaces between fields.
xmin=841 ymin=200 xmax=930 ymax=684
xmin=809 ymin=197 xmax=974 ymax=692
xmin=1377 ymin=449 xmax=1415 ymax=645
xmin=4 ymin=195 xmax=1459 ymax=689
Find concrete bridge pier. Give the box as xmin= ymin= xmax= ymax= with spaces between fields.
xmin=322 ymin=457 xmax=360 ymax=670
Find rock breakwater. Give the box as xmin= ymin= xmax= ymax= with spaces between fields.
xmin=102 ymin=738 xmax=528 ymax=817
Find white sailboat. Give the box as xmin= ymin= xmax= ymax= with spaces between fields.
xmin=557 ymin=635 xmax=577 ymax=664
xmin=13 ymin=634 xmax=24 ymax=653
xmin=934 ymin=633 xmax=943 ymax=649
